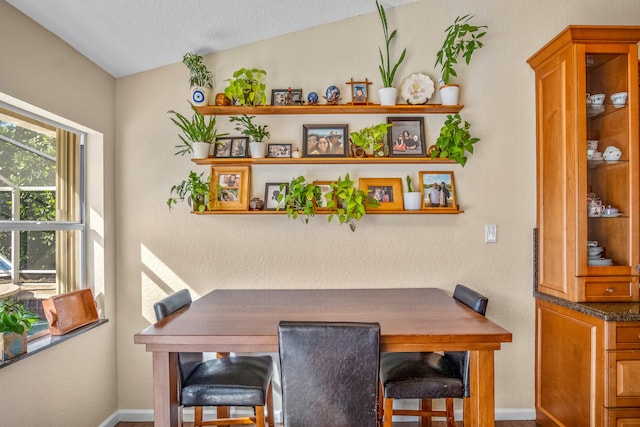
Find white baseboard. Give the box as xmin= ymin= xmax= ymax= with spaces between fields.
xmin=100 ymin=407 xmax=535 ymax=425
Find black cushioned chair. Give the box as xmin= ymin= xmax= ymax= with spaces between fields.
xmin=278 ymin=321 xmax=381 ymax=427
xmin=154 ymin=289 xmax=275 ymax=427
xmin=379 ymin=284 xmax=489 ymax=427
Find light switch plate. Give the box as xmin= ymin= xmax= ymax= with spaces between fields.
xmin=485 ymin=224 xmax=497 ymax=243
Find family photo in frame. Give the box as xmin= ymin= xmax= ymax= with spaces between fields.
xmin=359 ymin=178 xmax=403 ymax=211
xmin=271 ymin=89 xmax=303 ymax=106
xmin=419 ymin=171 xmax=457 ymax=209
xmin=264 ymin=182 xmax=288 ymax=210
xmin=215 ymin=137 xmax=249 ymax=158
xmin=387 ymin=117 xmax=426 ymax=156
xmin=302 ymin=124 xmax=348 ymax=157
xmin=211 ymin=166 xmax=250 ymax=210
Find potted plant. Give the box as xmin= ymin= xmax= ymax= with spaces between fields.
xmin=183 ymin=52 xmax=214 ymax=106
xmin=277 ymin=176 xmax=323 ymax=223
xmin=167 ymin=170 xmax=212 ymax=213
xmin=229 ymin=114 xmax=270 ymax=158
xmin=169 ymin=106 xmax=228 ymax=158
xmin=376 ymin=0 xmax=407 ymax=106
xmin=430 ymin=113 xmax=480 ymax=166
xmin=403 ymin=175 xmax=422 ymax=210
xmin=435 ymin=15 xmax=487 ymax=105
xmin=326 ymin=174 xmax=380 ymax=232
xmin=0 ymin=297 xmax=39 ymax=360
xmin=349 ymin=123 xmax=392 ymax=157
xmin=223 ymin=67 xmax=267 ymax=107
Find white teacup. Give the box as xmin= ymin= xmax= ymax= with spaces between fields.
xmin=588 ymin=246 xmax=604 ymax=256
xmin=587 ymin=149 xmax=595 ymax=160
xmin=587 ymin=93 xmax=605 ymax=105
xmin=587 ymin=140 xmax=599 ymax=150
xmin=611 ymin=91 xmax=628 ymax=107
xmin=587 ymin=240 xmax=598 ymax=247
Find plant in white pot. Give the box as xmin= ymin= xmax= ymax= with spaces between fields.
xmin=435 ymin=15 xmax=487 ymax=106
xmin=0 ymin=297 xmax=39 ymax=361
xmin=403 ymin=175 xmax=422 ymax=210
xmin=169 ymin=105 xmax=227 ymax=158
xmin=376 ymin=0 xmax=406 ymax=106
xmin=183 ymin=52 xmax=214 ymax=106
xmin=229 ymin=114 xmax=270 ymax=158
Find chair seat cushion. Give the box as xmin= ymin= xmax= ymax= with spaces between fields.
xmin=380 ymin=352 xmax=464 ymax=399
xmin=181 ymin=355 xmax=273 ymax=407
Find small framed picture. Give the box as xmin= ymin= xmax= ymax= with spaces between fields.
xmin=264 ymin=182 xmax=288 ymax=210
xmin=419 ymin=171 xmax=457 ymax=210
xmin=359 ymin=178 xmax=403 ymax=211
xmin=215 ymin=137 xmax=248 ymax=158
xmin=387 ymin=117 xmax=426 ymax=156
xmin=346 ymin=78 xmax=372 ymax=105
xmin=303 ymin=124 xmax=348 ymax=157
xmin=271 ymin=89 xmax=303 ymax=106
xmin=267 ymin=143 xmax=292 ymax=158
xmin=313 ymin=180 xmax=335 ymax=211
xmin=211 ymin=166 xmax=250 ymax=210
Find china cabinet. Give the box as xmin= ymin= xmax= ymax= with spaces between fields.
xmin=528 ymin=26 xmax=640 ymax=303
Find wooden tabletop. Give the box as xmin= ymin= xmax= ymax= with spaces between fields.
xmin=135 ymin=288 xmax=512 ymax=353
xmin=0 ymin=284 xmax=19 ymax=299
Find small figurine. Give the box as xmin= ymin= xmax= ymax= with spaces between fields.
xmin=323 ymin=85 xmax=341 ymax=105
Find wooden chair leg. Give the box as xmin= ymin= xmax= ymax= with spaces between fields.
xmin=266 ymin=382 xmax=274 ymax=427
xmin=383 ymin=398 xmax=394 ymax=427
xmin=419 ymin=398 xmax=433 ymax=427
xmin=445 ymin=398 xmax=456 ymax=427
xmin=194 ymin=406 xmax=203 ymax=427
xmin=255 ymin=405 xmax=265 ymax=427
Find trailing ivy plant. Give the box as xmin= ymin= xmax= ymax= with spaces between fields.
xmin=327 ymin=174 xmax=380 ymax=232
xmin=430 ymin=113 xmax=480 ymax=167
xmin=224 ymin=68 xmax=267 ymax=106
xmin=277 ymin=176 xmax=323 ymax=223
xmin=167 ymin=171 xmax=211 ymax=213
xmin=0 ymin=298 xmax=39 ymax=335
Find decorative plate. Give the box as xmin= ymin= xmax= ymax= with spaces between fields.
xmin=400 ymin=73 xmax=435 ymax=105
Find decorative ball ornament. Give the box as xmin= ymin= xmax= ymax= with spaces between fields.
xmin=307 ymin=91 xmax=319 ymax=105
xmin=324 ymin=85 xmax=341 ymax=104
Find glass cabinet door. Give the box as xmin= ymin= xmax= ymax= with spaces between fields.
xmin=583 ymin=47 xmax=639 ymax=277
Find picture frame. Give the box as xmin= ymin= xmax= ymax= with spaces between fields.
xmin=359 ymin=178 xmax=404 ymax=211
xmin=346 ymin=78 xmax=372 ymax=105
xmin=267 ymin=143 xmax=292 ymax=158
xmin=387 ymin=117 xmax=426 ymax=156
xmin=271 ymin=88 xmax=303 ymax=106
xmin=211 ymin=166 xmax=250 ymax=210
xmin=312 ymin=180 xmax=335 ymax=211
xmin=419 ymin=171 xmax=457 ymax=210
xmin=215 ymin=137 xmax=249 ymax=158
xmin=303 ymin=124 xmax=349 ymax=158
xmin=264 ymin=182 xmax=288 ymax=210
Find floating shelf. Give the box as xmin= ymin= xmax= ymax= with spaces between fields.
xmin=194 ymin=104 xmax=463 ymax=116
xmin=192 ymin=156 xmax=456 ymax=165
xmin=194 ymin=208 xmax=464 ymax=215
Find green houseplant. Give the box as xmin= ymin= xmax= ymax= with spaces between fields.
xmin=376 ymin=0 xmax=406 ymax=105
xmin=167 ymin=170 xmax=212 ymax=213
xmin=182 ymin=52 xmax=214 ymax=106
xmin=430 ymin=113 xmax=480 ymax=166
xmin=224 ymin=67 xmax=267 ymax=107
xmin=349 ymin=123 xmax=392 ymax=157
xmin=0 ymin=297 xmax=39 ymax=360
xmin=229 ymin=114 xmax=270 ymax=158
xmin=169 ymin=106 xmax=227 ymax=158
xmin=277 ymin=176 xmax=323 ymax=223
xmin=435 ymin=15 xmax=487 ymax=105
xmin=327 ymin=174 xmax=380 ymax=232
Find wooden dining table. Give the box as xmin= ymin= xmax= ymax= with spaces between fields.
xmin=134 ymin=288 xmax=512 ymax=427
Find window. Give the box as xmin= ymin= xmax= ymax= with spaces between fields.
xmin=0 ymin=102 xmax=86 ymax=329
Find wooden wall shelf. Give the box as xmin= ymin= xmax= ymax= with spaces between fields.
xmin=194 ymin=208 xmax=464 ymax=215
xmin=194 ymin=104 xmax=463 ymax=116
xmin=192 ymin=156 xmax=456 ymax=165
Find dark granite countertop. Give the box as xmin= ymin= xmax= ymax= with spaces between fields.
xmin=534 ymin=291 xmax=640 ymax=322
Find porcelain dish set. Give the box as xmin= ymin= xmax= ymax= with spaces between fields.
xmin=587 ymin=192 xmax=621 ymax=218
xmin=586 ymin=139 xmax=622 ymax=162
xmin=586 ymin=240 xmax=613 ymax=266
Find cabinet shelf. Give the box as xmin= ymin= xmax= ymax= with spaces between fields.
xmin=192 ymin=156 xmax=456 ymax=165
xmin=194 ymin=208 xmax=464 ymax=215
xmin=194 ymin=104 xmax=463 ymax=116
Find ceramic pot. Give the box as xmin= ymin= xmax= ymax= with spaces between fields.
xmin=378 ymin=87 xmax=398 ymax=106
xmin=439 ymin=84 xmax=460 ymax=106
xmin=403 ymin=192 xmax=423 ymax=210
xmin=190 ymin=86 xmax=211 ymax=106
xmin=249 ymin=141 xmax=266 ymax=158
xmin=192 ymin=142 xmax=210 ymax=159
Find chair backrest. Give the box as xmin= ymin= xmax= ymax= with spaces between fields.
xmin=278 ymin=321 xmax=380 ymax=427
xmin=153 ymin=289 xmax=202 ymax=381
xmin=448 ymin=284 xmax=489 ymax=397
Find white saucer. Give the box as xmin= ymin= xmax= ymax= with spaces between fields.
xmin=601 ymin=213 xmax=622 ymax=217
xmin=588 ymin=258 xmax=613 ymax=266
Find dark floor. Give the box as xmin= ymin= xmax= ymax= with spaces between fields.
xmin=116 ymin=421 xmax=538 ymax=427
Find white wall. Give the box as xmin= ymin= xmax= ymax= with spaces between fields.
xmin=0 ymin=1 xmax=117 ymax=426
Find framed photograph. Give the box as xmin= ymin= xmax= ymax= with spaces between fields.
xmin=313 ymin=180 xmax=335 ymax=211
xmin=267 ymin=143 xmax=292 ymax=158
xmin=264 ymin=182 xmax=288 ymax=210
xmin=419 ymin=171 xmax=457 ymax=210
xmin=211 ymin=166 xmax=250 ymax=210
xmin=359 ymin=178 xmax=403 ymax=211
xmin=387 ymin=117 xmax=426 ymax=156
xmin=271 ymin=88 xmax=303 ymax=106
xmin=346 ymin=78 xmax=372 ymax=105
xmin=215 ymin=137 xmax=248 ymax=158
xmin=303 ymin=124 xmax=348 ymax=158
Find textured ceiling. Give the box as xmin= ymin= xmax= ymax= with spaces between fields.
xmin=7 ymin=0 xmax=418 ymax=78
